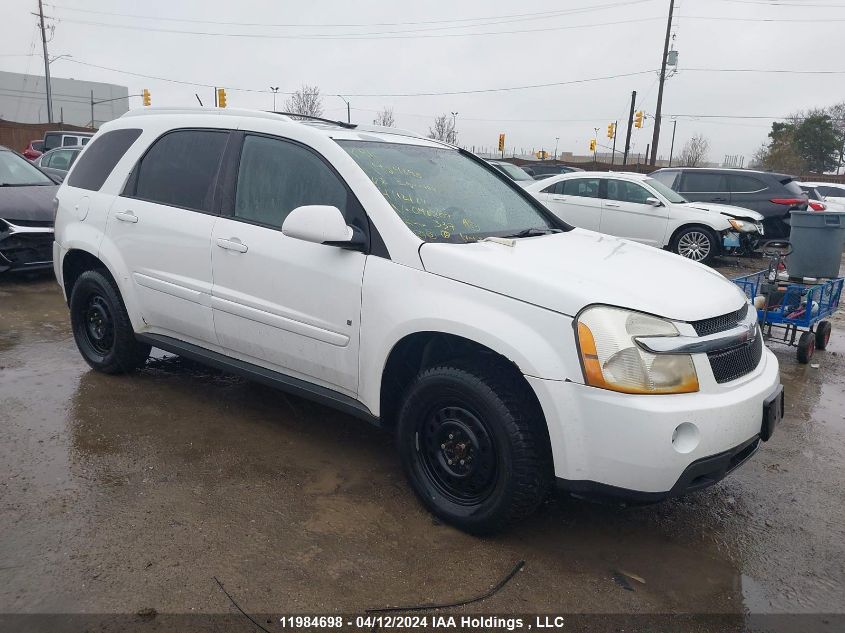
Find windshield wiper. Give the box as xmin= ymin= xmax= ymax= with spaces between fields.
xmin=502 ymin=227 xmax=562 ymax=238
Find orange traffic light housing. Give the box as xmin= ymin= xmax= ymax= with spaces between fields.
xmin=607 ymin=123 xmax=616 ymax=139
xmin=589 ymin=139 xmax=597 ymax=152
xmin=498 ymin=133 xmax=505 ymax=152
xmin=142 ymin=88 xmax=151 ymax=107
xmin=634 ymin=111 xmax=644 ymax=128
xmin=217 ymin=87 xmax=227 ymax=108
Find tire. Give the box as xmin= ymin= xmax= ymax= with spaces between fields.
xmin=69 ymin=269 xmax=150 ymax=374
xmin=797 ymin=331 xmax=815 ymax=364
xmin=395 ymin=363 xmax=551 ymax=534
xmin=672 ymin=226 xmax=719 ymax=264
xmin=815 ymin=320 xmax=832 ymax=350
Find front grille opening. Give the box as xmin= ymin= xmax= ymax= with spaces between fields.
xmin=692 ymin=303 xmax=749 ymax=336
xmin=707 ymin=332 xmax=763 ymax=384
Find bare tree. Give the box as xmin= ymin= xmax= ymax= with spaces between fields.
xmin=428 ymin=114 xmax=456 ymax=143
xmin=678 ymin=133 xmax=710 ymax=167
xmin=373 ymin=107 xmax=395 ymax=127
xmin=284 ymin=85 xmax=323 ymax=118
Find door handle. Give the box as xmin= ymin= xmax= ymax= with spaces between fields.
xmin=216 ymin=237 xmax=248 ymax=253
xmin=605 ymin=202 xmax=620 ymax=207
xmin=114 ymin=211 xmax=138 ymax=223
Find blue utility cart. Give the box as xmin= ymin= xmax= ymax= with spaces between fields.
xmin=733 ymin=271 xmax=843 ymax=363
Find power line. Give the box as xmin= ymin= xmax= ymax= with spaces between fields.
xmin=55 ymin=59 xmax=657 ymax=97
xmin=683 ymin=67 xmax=845 ymax=74
xmin=43 ymin=0 xmax=654 ymax=28
xmin=53 ymin=16 xmax=665 ymax=40
xmin=678 ymin=13 xmax=845 ymax=21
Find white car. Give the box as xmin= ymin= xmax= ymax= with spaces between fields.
xmin=53 ymin=108 xmax=782 ymax=533
xmin=799 ymin=181 xmax=845 ymax=206
xmin=524 ymin=171 xmax=765 ymax=263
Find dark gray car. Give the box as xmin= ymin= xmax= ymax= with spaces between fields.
xmin=650 ymin=167 xmax=808 ymax=237
xmin=0 ymin=146 xmax=58 ymax=273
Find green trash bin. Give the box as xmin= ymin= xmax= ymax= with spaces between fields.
xmin=787 ymin=211 xmax=845 ymax=279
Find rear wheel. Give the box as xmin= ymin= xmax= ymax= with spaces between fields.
xmin=396 ymin=363 xmax=550 ymax=534
xmin=815 ymin=321 xmax=832 ymax=350
xmin=797 ymin=331 xmax=815 ymax=364
xmin=672 ymin=226 xmax=718 ymax=264
xmin=69 ymin=269 xmax=150 ymax=374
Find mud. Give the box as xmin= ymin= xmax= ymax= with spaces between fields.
xmin=1 ymin=265 xmax=844 ymax=629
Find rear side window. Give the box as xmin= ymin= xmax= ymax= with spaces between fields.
xmin=561 ymin=177 xmax=600 ymax=198
xmin=62 ymin=136 xmax=78 ymax=147
xmin=47 ymin=149 xmax=75 ymax=171
xmin=679 ymin=172 xmax=727 ymax=193
xmin=234 ymin=134 xmax=348 ymax=228
xmin=131 ymin=129 xmax=228 ymax=212
xmin=781 ymin=179 xmax=804 ymax=197
xmin=33 ymin=141 xmax=44 ymax=152
xmin=727 ymin=174 xmax=765 ymax=192
xmin=43 ymin=133 xmax=61 ymax=152
xmin=817 ymin=185 xmax=845 ymax=197
xmin=68 ymin=128 xmax=143 ymax=191
xmin=81 ymin=137 xmax=90 ymax=145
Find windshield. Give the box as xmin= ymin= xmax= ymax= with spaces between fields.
xmin=644 ymin=177 xmax=687 ymax=203
xmin=0 ymin=151 xmax=54 ymax=186
xmin=495 ymin=162 xmax=534 ymax=181
xmin=339 ymin=141 xmax=557 ymax=243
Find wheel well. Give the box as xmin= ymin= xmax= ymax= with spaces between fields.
xmin=379 ymin=332 xmax=546 ymax=431
xmin=668 ymin=223 xmax=721 ymax=251
xmin=62 ymin=249 xmax=108 ymax=304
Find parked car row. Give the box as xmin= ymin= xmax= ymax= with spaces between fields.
xmin=20 ymin=130 xmax=93 ymax=161
xmin=48 ymin=108 xmax=784 ymax=534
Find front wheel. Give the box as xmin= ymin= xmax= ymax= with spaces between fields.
xmin=69 ymin=269 xmax=150 ymax=374
xmin=396 ymin=363 xmax=551 ymax=534
xmin=797 ymin=331 xmax=815 ymax=364
xmin=672 ymin=226 xmax=718 ymax=264
xmin=815 ymin=321 xmax=832 ymax=350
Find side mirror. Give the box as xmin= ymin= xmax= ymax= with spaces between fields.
xmin=281 ymin=205 xmax=366 ymax=251
xmin=645 ymin=196 xmax=662 ymax=207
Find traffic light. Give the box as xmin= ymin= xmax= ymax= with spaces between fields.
xmin=217 ymin=87 xmax=227 ymax=108
xmin=607 ymin=122 xmax=616 ymax=139
xmin=142 ymin=88 xmax=151 ymax=107
xmin=589 ymin=139 xmax=597 ymax=152
xmin=634 ymin=111 xmax=644 ymax=128
xmin=498 ymin=133 xmax=505 ymax=152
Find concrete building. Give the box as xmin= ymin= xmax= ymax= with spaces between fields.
xmin=0 ymin=71 xmax=129 ymax=129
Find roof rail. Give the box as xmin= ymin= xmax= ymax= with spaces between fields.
xmin=121 ymin=107 xmax=292 ymax=122
xmin=269 ymin=111 xmax=357 ymax=129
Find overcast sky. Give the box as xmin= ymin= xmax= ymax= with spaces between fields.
xmin=2 ymin=0 xmax=843 ymax=162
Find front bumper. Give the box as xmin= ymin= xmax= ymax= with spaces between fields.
xmin=0 ymin=220 xmax=54 ymax=272
xmin=526 ymin=346 xmax=781 ymax=496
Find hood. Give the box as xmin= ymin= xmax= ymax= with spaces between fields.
xmin=683 ymin=202 xmax=764 ymax=222
xmin=0 ymin=184 xmax=59 ymax=223
xmin=419 ymin=229 xmax=746 ymax=322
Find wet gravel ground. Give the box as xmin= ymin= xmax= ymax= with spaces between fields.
xmin=1 ymin=259 xmax=844 ymax=632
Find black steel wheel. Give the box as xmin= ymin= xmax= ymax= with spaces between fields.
xmin=797 ymin=331 xmax=815 ymax=364
xmin=396 ymin=363 xmax=551 ymax=534
xmin=815 ymin=320 xmax=832 ymax=351
xmin=70 ymin=269 xmax=150 ymax=374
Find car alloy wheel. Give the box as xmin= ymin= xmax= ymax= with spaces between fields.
xmin=677 ymin=230 xmax=712 ymax=261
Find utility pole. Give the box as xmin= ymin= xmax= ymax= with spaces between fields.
xmin=611 ymin=120 xmax=618 ymax=166
xmin=37 ymin=0 xmax=53 ymax=123
xmin=668 ymin=119 xmax=677 ymax=166
xmin=623 ymin=90 xmax=636 ymax=166
xmin=649 ymin=0 xmax=675 ymax=166
xmin=214 ymin=87 xmax=218 ymax=107
xmin=554 ymin=137 xmax=559 ymax=161
xmin=90 ymin=90 xmax=94 ymax=129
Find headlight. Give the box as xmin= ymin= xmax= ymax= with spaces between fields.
xmin=576 ymin=306 xmax=699 ymax=394
xmin=728 ymin=218 xmax=758 ymax=233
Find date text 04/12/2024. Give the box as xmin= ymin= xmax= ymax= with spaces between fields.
xmin=278 ymin=615 xmax=575 ymax=629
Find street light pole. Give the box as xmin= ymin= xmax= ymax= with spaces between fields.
xmin=593 ymin=127 xmax=599 ymax=167
xmin=270 ymin=86 xmax=279 ymax=111
xmin=554 ymin=137 xmax=559 ymax=161
xmin=37 ymin=0 xmax=53 ymax=123
xmin=451 ymin=112 xmax=459 ymax=145
xmin=668 ymin=119 xmax=678 ymax=167
xmin=649 ymin=0 xmax=675 ymax=166
xmin=337 ymin=95 xmax=351 ymax=123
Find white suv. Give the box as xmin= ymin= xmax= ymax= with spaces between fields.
xmin=53 ymin=108 xmax=783 ymax=534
